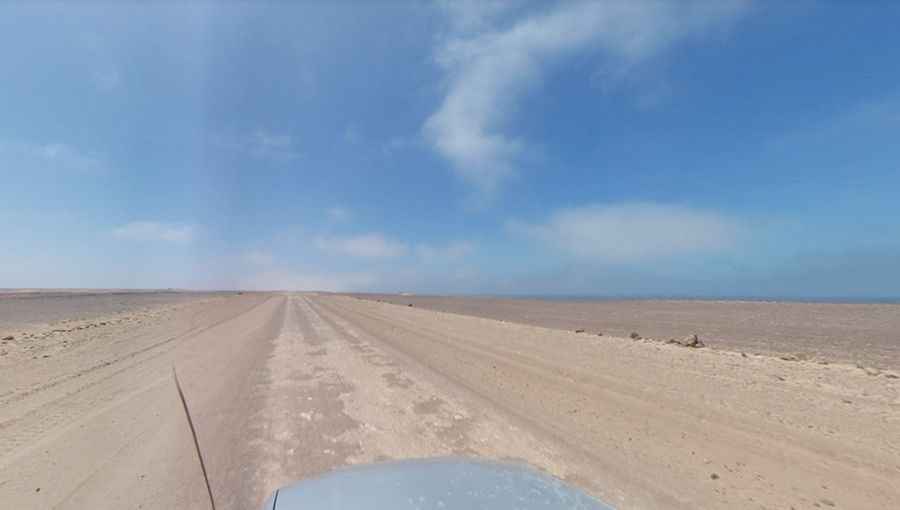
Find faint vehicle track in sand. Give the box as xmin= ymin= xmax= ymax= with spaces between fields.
xmin=0 ymin=296 xmax=270 ymax=463
xmin=0 ymin=293 xmax=277 ymax=509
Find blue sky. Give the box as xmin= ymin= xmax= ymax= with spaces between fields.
xmin=2 ymin=1 xmax=899 ymax=297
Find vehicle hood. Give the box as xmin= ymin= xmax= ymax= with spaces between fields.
xmin=263 ymin=458 xmax=613 ymax=509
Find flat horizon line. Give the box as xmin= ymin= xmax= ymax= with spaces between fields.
xmin=3 ymin=288 xmax=900 ymax=305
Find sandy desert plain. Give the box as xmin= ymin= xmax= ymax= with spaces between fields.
xmin=1 ymin=290 xmax=898 ymax=509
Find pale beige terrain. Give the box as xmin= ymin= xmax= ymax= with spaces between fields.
xmin=0 ymin=289 xmax=228 ymax=329
xmin=355 ymin=294 xmax=900 ymax=370
xmin=1 ymin=293 xmax=898 ymax=509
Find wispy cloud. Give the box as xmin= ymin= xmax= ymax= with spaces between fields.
xmin=314 ymin=233 xmax=408 ymax=258
xmin=250 ymin=130 xmax=301 ymax=160
xmin=415 ymin=240 xmax=475 ymax=264
xmin=92 ymin=67 xmax=121 ymax=91
xmin=767 ymin=93 xmax=900 ymax=157
xmin=426 ymin=0 xmax=750 ymax=195
xmin=325 ymin=206 xmax=352 ymax=223
xmin=0 ymin=140 xmax=106 ymax=174
xmin=344 ymin=123 xmax=363 ymax=145
xmin=510 ymin=202 xmax=738 ymax=262
xmin=213 ymin=130 xmax=301 ymax=161
xmin=381 ymin=135 xmax=420 ymax=157
xmin=436 ymin=0 xmax=524 ymax=33
xmin=243 ymin=249 xmax=275 ymax=267
xmin=113 ymin=221 xmax=195 ymax=243
xmin=239 ymin=269 xmax=376 ymax=292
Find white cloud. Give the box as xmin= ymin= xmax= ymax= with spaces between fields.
xmin=314 ymin=233 xmax=408 ymax=258
xmin=510 ymin=202 xmax=737 ymax=262
xmin=436 ymin=0 xmax=524 ymax=33
xmin=113 ymin=221 xmax=195 ymax=243
xmin=426 ymin=0 xmax=750 ymax=194
xmin=326 ymin=206 xmax=352 ymax=223
xmin=239 ymin=269 xmax=376 ymax=292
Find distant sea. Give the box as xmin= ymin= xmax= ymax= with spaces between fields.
xmin=480 ymin=294 xmax=900 ymax=305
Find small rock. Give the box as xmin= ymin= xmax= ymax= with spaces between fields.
xmin=884 ymin=373 xmax=899 ymax=379
xmin=710 ymin=473 xmax=719 ymax=480
xmin=35 ymin=487 xmax=41 ymax=493
xmin=574 ymin=329 xmax=585 ymax=334
xmin=407 ymin=303 xmax=413 ymax=307
xmin=596 ymin=332 xmax=603 ymax=336
xmin=740 ymin=352 xmax=748 ymax=358
xmin=780 ymin=354 xmax=800 ymax=362
xmin=629 ymin=332 xmax=641 ymax=340
xmin=819 ymin=499 xmax=835 ymax=507
xmin=668 ymin=334 xmax=704 ymax=348
xmin=2 ymin=335 xmax=13 ymax=341
xmin=682 ymin=334 xmax=704 ymax=348
xmin=864 ymin=367 xmax=881 ymax=377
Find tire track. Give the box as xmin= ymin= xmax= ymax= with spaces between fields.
xmin=311 ymin=295 xmax=900 ymax=510
xmin=0 ymin=295 xmax=274 ymax=469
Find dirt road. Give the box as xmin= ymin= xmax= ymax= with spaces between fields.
xmin=2 ymin=293 xmax=898 ymax=509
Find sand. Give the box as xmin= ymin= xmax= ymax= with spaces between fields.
xmin=0 ymin=290 xmax=230 ymax=330
xmin=354 ymin=293 xmax=900 ymax=370
xmin=1 ymin=293 xmax=898 ymax=509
